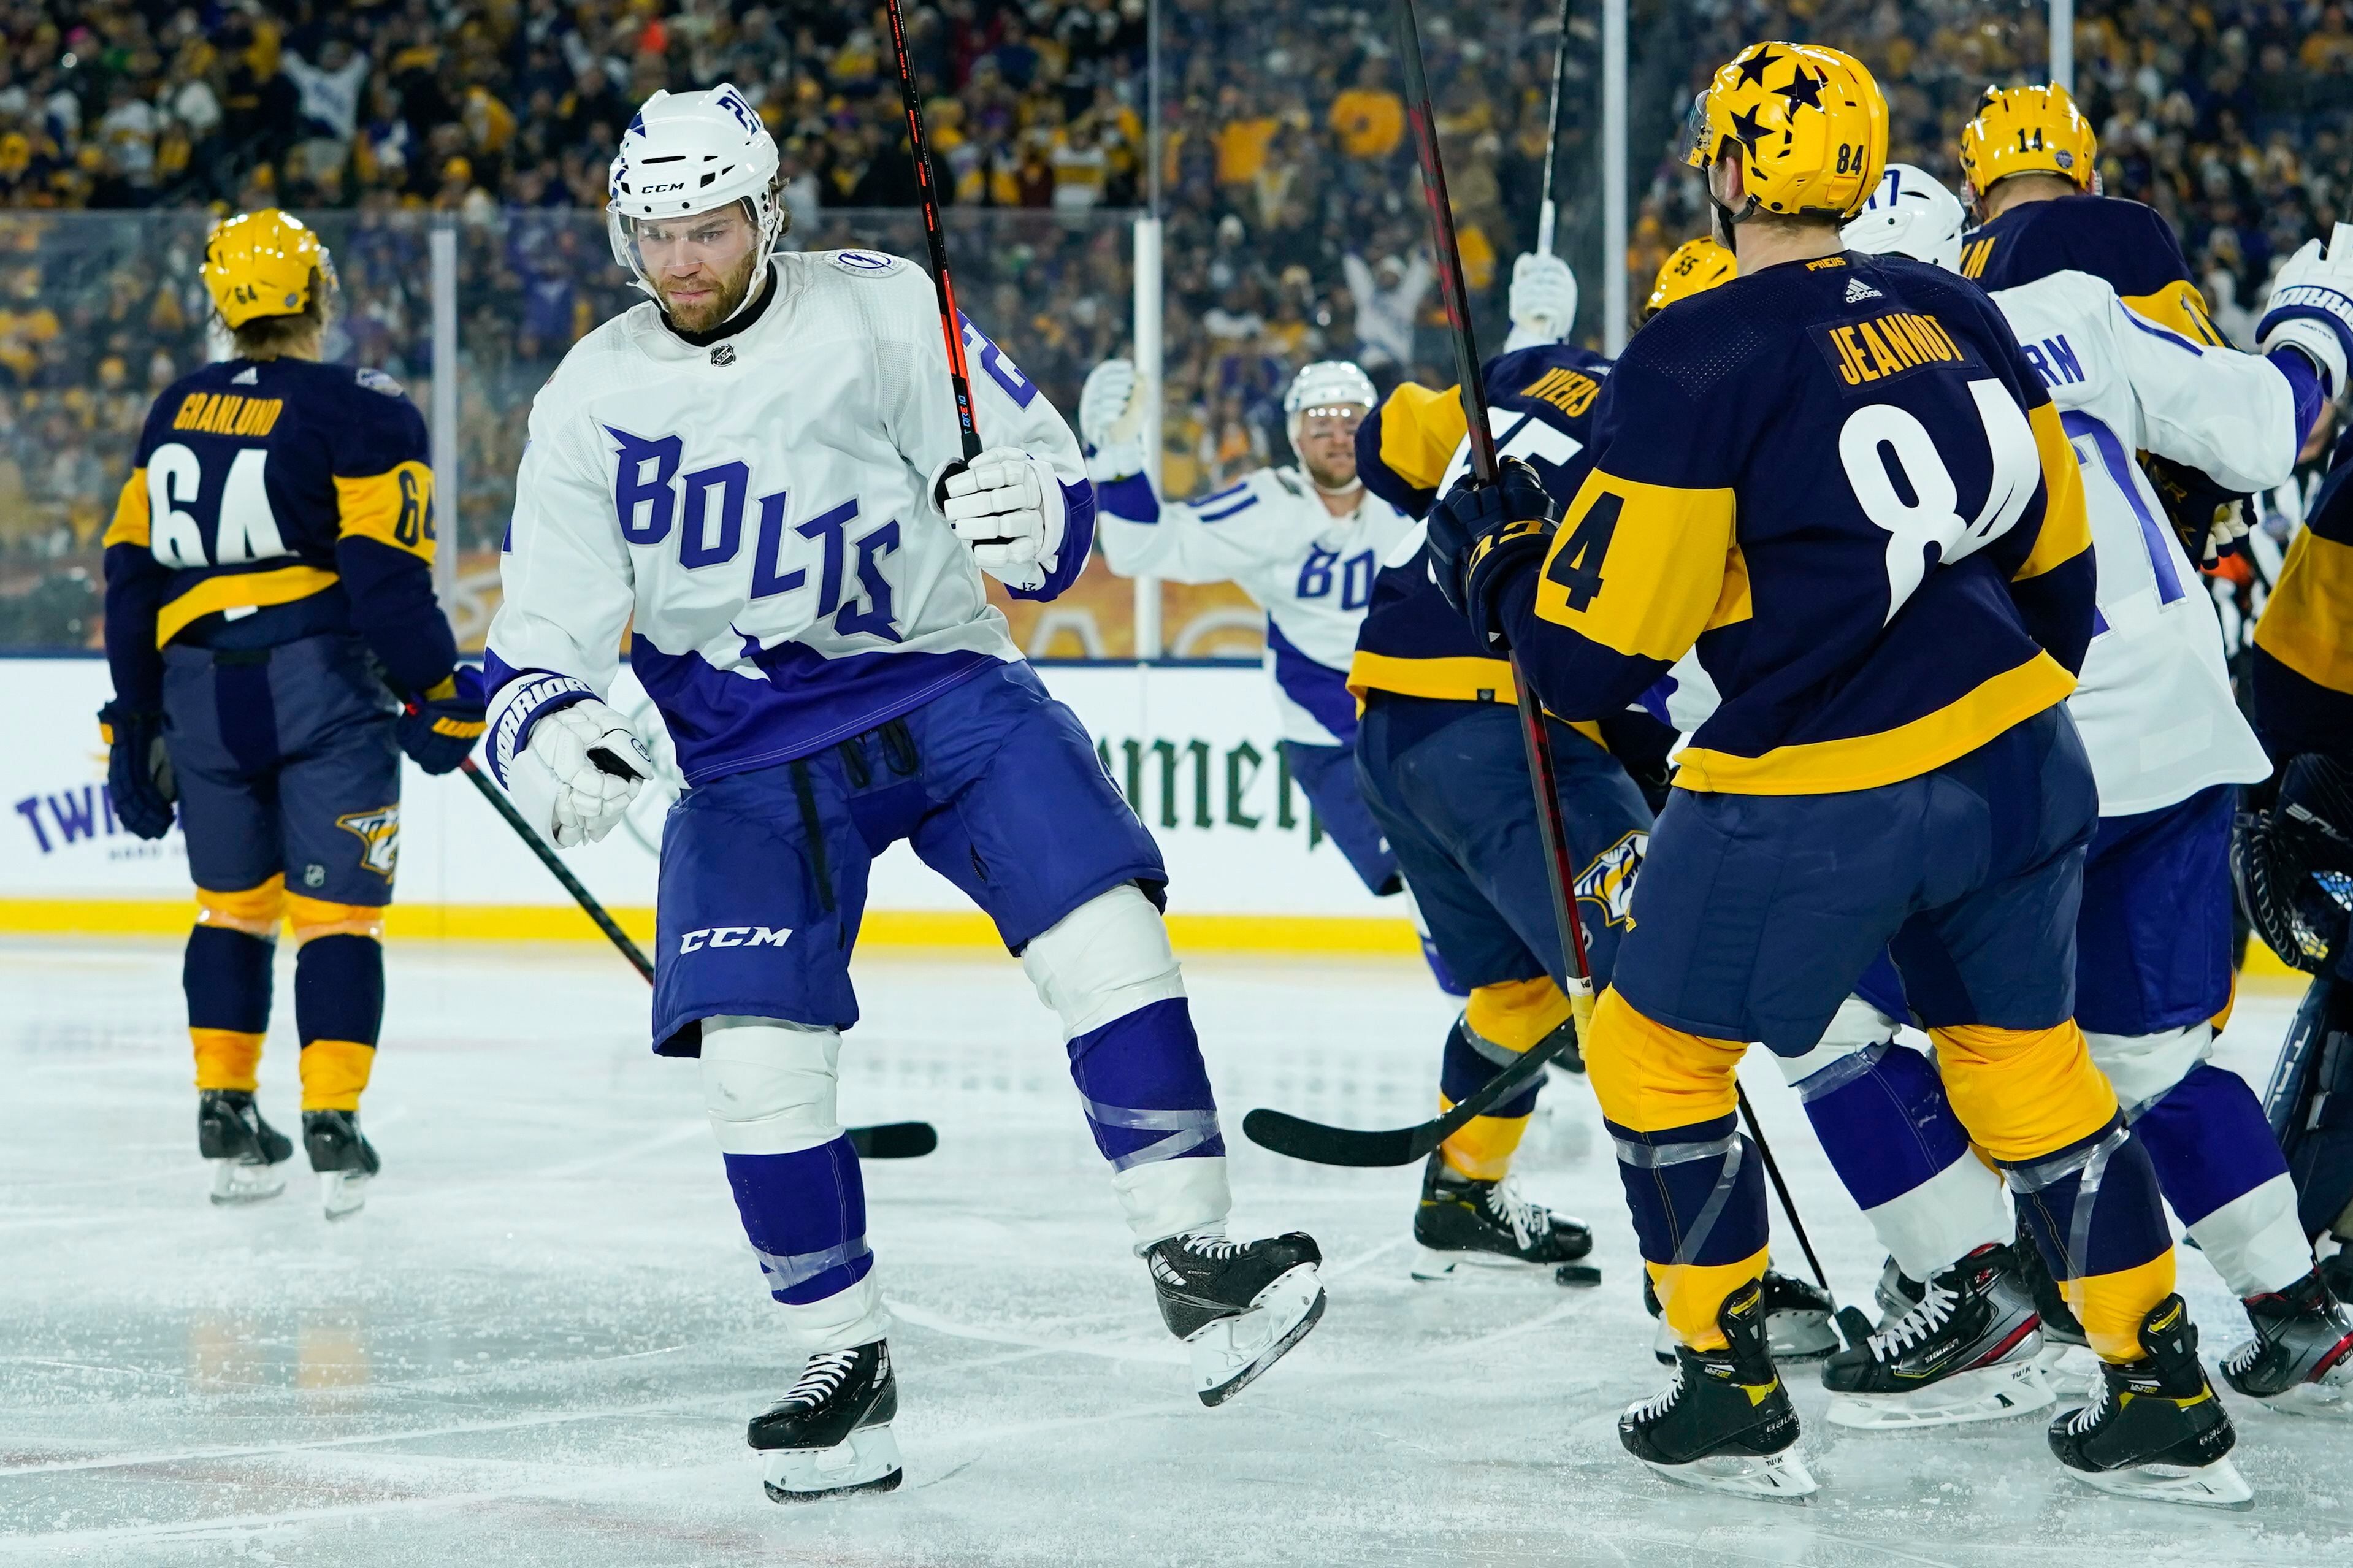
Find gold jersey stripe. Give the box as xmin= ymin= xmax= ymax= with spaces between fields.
xmin=155 ymin=564 xmax=340 ymax=648
xmin=1671 ymin=651 xmax=2075 ymax=795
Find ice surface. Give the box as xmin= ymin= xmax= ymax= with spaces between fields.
xmin=2 ymin=935 xmax=2344 ymax=1566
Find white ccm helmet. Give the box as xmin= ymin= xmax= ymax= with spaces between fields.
xmin=1841 ymin=163 xmax=1968 ymax=272
xmin=1284 ymin=360 xmax=1377 ymax=448
xmin=607 ymin=83 xmax=784 ymax=305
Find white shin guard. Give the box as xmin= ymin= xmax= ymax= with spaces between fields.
xmin=2084 ymin=1023 xmax=2214 ymax=1121
xmin=1023 ymin=886 xmax=1230 ymax=1247
xmin=1021 ymin=884 xmax=1190 ymax=1038
xmin=702 ymin=1015 xmax=845 ymax=1156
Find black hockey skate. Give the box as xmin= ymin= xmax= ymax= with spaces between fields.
xmin=1146 ymin=1230 xmax=1325 ymax=1406
xmin=2219 ymin=1268 xmax=2353 ymax=1414
xmin=199 ymin=1090 xmax=293 ymax=1204
xmin=1821 ymin=1242 xmax=2052 ymax=1429
xmin=2049 ymin=1294 xmax=2250 ymax=1509
xmin=2011 ymin=1227 xmax=2090 ymax=1369
xmin=1646 ymin=1269 xmax=1837 ymax=1365
xmin=1410 ymin=1152 xmax=1595 ymax=1283
xmin=1621 ymin=1279 xmax=1814 ymax=1501
xmin=302 ymin=1110 xmax=380 ymax=1220
xmin=750 ymin=1340 xmax=903 ymax=1502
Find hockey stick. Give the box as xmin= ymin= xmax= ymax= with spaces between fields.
xmin=456 ymin=756 xmax=937 ymax=1161
xmin=1535 ymin=0 xmax=1574 ymax=256
xmin=1738 ymin=1081 xmax=1873 ymax=1344
xmin=1242 ymin=1020 xmax=1581 ymax=1167
xmin=1242 ymin=0 xmax=1596 ymax=1168
xmin=882 ymin=0 xmax=983 ymax=469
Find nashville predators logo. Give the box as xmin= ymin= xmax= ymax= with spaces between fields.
xmin=336 ymin=805 xmax=400 ymax=879
xmin=1573 ymin=830 xmax=1647 ymax=928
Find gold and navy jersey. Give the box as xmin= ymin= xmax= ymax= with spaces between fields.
xmin=2253 ymin=423 xmax=2353 ymax=765
xmin=1961 ymin=193 xmax=2225 ymax=347
xmin=102 ymin=358 xmax=455 ymax=708
xmin=1503 ymin=251 xmax=2094 ymax=797
xmin=1350 ymin=343 xmax=1615 ymax=708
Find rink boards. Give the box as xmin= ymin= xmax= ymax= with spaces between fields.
xmin=0 ymin=656 xmax=1412 ymax=953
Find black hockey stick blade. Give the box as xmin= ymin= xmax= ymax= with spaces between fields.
xmin=850 ymin=1121 xmax=938 ymax=1160
xmin=1243 ymin=1021 xmax=1580 ymax=1167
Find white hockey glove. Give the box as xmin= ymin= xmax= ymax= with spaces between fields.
xmin=1078 ymin=358 xmax=1149 ymax=483
xmin=510 ymin=699 xmax=651 ymax=849
xmin=935 ymin=445 xmax=1066 ymax=591
xmin=2258 ymin=223 xmax=2353 ymax=399
xmin=1504 ymin=251 xmax=1578 ymax=350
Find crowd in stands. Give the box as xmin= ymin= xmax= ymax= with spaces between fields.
xmin=1 ymin=1 xmax=2349 ymax=645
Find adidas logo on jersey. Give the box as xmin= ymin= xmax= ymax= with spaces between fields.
xmin=1845 ymin=277 xmax=1883 ymax=303
xmin=231 ymin=365 xmax=259 ymax=385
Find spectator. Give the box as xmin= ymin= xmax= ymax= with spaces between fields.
xmin=1330 ymin=59 xmax=1404 ymax=159
xmin=1342 ymin=248 xmax=1432 ymax=371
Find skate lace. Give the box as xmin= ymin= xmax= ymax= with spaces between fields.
xmin=1631 ymin=1360 xmax=1686 ymax=1423
xmin=2221 ymin=1335 xmax=2263 ymax=1377
xmin=780 ymin=1349 xmax=860 ymax=1409
xmin=1182 ymin=1232 xmax=1246 ymax=1261
xmin=1867 ymin=1276 xmax=1958 ymax=1362
xmin=2065 ymin=1375 xmax=2113 ymax=1436
xmin=1482 ymin=1178 xmax=1548 ymax=1250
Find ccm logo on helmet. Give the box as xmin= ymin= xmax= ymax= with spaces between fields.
xmin=679 ymin=925 xmax=793 ymax=953
xmin=641 ymin=182 xmax=686 ymax=194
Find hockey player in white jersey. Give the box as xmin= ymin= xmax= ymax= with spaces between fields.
xmin=481 ymin=86 xmax=1326 ymax=1502
xmin=1077 ymin=359 xmax=1425 ymax=920
xmin=1835 ymin=167 xmax=2353 ymax=1454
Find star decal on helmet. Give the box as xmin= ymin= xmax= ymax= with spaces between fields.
xmin=1733 ymin=45 xmax=1781 ymax=89
xmin=1780 ymin=65 xmax=1825 ymax=114
xmin=1729 ymin=104 xmax=1772 ymax=156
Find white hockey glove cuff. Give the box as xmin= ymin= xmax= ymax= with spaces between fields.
xmin=935 ymin=445 xmax=1068 ymax=592
xmin=1507 ymin=251 xmax=1578 ymax=347
xmin=1079 ymin=358 xmax=1148 ymax=483
xmin=508 ymin=698 xmax=651 ymax=849
xmin=2258 ymin=226 xmax=2353 ymax=398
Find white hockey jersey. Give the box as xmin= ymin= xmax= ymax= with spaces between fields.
xmin=482 ymin=250 xmax=1092 ymax=787
xmin=1989 ymin=269 xmax=2297 ymax=816
xmin=1095 ymin=468 xmax=1415 ymax=746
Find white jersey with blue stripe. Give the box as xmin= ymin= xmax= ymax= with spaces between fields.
xmin=482 ymin=249 xmax=1092 ymax=786
xmin=1988 ymin=269 xmax=2294 ymax=815
xmin=1096 ymin=467 xmax=1415 ymax=746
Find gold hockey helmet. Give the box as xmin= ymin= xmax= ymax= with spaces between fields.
xmin=1683 ymin=42 xmax=1888 ymax=222
xmin=201 ymin=209 xmax=335 ymax=329
xmin=1645 ymin=237 xmax=1738 ymax=318
xmin=1957 ymin=83 xmax=2098 ymax=198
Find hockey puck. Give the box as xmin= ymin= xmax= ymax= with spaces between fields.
xmin=1554 ymin=1262 xmax=1602 ymax=1288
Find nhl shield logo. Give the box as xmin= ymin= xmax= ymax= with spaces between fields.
xmin=710 ymin=343 xmax=735 ymax=366
xmin=1572 ymin=830 xmax=1648 ymax=928
xmin=336 ymin=805 xmax=401 ymax=879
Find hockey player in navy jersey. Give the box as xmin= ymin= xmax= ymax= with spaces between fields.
xmin=1335 ymin=247 xmax=1835 ymax=1337
xmin=1341 ymin=256 xmax=1656 ymax=1291
xmin=1078 ymin=358 xmax=1425 ymax=932
xmin=1848 ymin=168 xmax=2353 ymax=1416
xmin=482 ymin=86 xmax=1323 ymax=1502
xmin=100 ymin=210 xmax=484 ymax=1221
xmin=1431 ymin=43 xmax=2244 ymax=1504
xmin=1956 ymin=84 xmax=2262 ymax=560
xmin=1957 ymin=84 xmax=2224 ymax=346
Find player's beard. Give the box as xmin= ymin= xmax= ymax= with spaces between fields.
xmin=1303 ymin=452 xmax=1359 ymax=494
xmin=657 ymin=247 xmax=763 ymax=335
